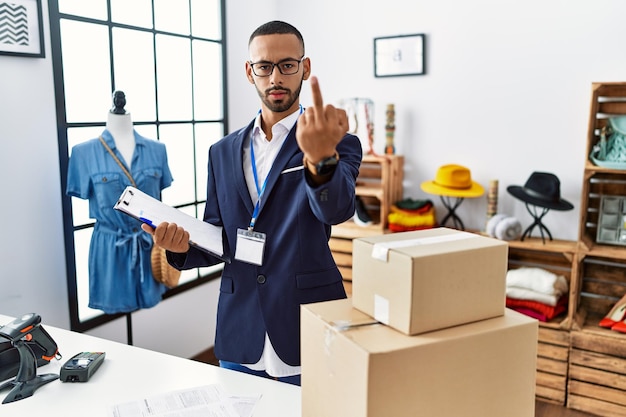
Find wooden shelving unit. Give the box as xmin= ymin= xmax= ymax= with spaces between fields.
xmin=331 ymin=154 xmax=404 ymax=294
xmin=507 ymin=237 xmax=577 ymax=405
xmin=482 ymin=83 xmax=626 ymax=413
xmin=333 ymin=154 xmax=404 ymax=236
xmin=566 ymin=82 xmax=626 ymax=416
xmin=330 ymin=84 xmax=626 ymax=414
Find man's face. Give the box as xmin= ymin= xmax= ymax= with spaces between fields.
xmin=246 ymin=34 xmax=310 ymax=114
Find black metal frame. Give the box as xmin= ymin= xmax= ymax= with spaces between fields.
xmin=374 ymin=33 xmax=426 ymax=78
xmin=49 ymin=0 xmax=229 ymax=334
xmin=0 ymin=0 xmax=45 ymax=58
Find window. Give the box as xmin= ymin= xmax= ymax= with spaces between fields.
xmin=50 ymin=0 xmax=227 ymax=332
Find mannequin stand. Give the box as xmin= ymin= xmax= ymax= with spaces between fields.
xmin=0 ymin=340 xmax=58 ymax=404
xmin=520 ymin=203 xmax=553 ymax=243
xmin=439 ymin=196 xmax=465 ymax=230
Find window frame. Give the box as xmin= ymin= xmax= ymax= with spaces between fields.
xmin=49 ymin=0 xmax=228 ymax=333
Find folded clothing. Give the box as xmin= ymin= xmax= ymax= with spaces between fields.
xmin=388 ymin=206 xmax=436 ymax=227
xmin=395 ymin=198 xmax=433 ymax=211
xmin=387 ymin=200 xmax=437 ymax=232
xmin=507 ymin=295 xmax=568 ymax=322
xmin=506 ymin=267 xmax=568 ymax=296
xmin=505 ymin=287 xmax=560 ymax=306
xmin=509 ymin=307 xmax=547 ymax=322
xmin=388 ymin=224 xmax=434 ymax=233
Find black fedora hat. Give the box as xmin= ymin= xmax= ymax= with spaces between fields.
xmin=507 ymin=172 xmax=574 ymax=211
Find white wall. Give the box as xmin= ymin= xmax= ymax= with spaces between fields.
xmin=229 ymin=0 xmax=626 ymax=239
xmin=1 ymin=0 xmax=625 ymax=356
xmin=0 ymin=1 xmax=68 ymax=327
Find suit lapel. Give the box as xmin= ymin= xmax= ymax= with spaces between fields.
xmin=233 ymin=122 xmax=255 ymax=216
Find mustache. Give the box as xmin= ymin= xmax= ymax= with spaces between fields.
xmin=265 ymin=86 xmax=291 ymax=95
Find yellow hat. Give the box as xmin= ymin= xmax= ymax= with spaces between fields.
xmin=421 ymin=164 xmax=485 ymax=198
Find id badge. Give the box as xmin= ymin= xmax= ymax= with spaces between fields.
xmin=235 ymin=228 xmax=266 ymax=266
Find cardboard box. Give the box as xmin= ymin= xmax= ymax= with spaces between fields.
xmin=352 ymin=227 xmax=508 ymax=335
xmin=301 ymin=299 xmax=538 ymax=417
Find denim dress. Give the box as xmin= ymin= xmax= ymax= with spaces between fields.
xmin=67 ymin=130 xmax=173 ymax=314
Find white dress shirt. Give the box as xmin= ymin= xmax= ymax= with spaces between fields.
xmin=241 ymin=108 xmax=302 ymax=377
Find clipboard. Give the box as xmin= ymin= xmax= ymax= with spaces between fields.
xmin=114 ymin=186 xmax=228 ymax=262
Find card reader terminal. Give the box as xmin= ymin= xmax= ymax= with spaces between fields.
xmin=60 ymin=352 xmax=105 ymax=382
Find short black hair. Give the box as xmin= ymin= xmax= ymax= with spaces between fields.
xmin=248 ymin=20 xmax=305 ymax=54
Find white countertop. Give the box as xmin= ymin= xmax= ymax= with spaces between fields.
xmin=0 ymin=314 xmax=301 ymax=416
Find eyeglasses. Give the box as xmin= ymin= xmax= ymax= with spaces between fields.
xmin=249 ymin=57 xmax=305 ymax=77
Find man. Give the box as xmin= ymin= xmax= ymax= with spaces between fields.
xmin=143 ymin=20 xmax=362 ymax=385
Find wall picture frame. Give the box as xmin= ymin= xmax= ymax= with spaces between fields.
xmin=0 ymin=0 xmax=45 ymax=58
xmin=374 ymin=34 xmax=425 ymax=78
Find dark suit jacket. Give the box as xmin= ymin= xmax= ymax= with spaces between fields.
xmin=169 ymin=118 xmax=362 ymax=366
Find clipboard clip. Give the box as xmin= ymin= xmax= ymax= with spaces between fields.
xmin=116 ymin=187 xmax=134 ymax=207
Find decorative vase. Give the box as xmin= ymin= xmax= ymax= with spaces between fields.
xmin=340 ymin=98 xmax=375 ymax=155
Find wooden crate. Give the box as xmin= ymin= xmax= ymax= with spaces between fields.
xmin=507 ymin=238 xmax=577 ymax=405
xmin=582 ymin=83 xmax=626 ymax=161
xmin=329 ymin=237 xmax=353 ymax=295
xmin=579 ymin=82 xmax=626 ymax=255
xmin=334 ymin=154 xmax=404 ymax=235
xmin=573 ymin=254 xmax=626 ymax=325
xmin=331 ymin=154 xmax=404 ymax=289
xmin=568 ymin=327 xmax=626 ymax=417
xmin=507 ymin=238 xmax=577 ymax=329
xmin=564 ymin=82 xmax=626 ymax=416
xmin=579 ymin=173 xmax=626 ymax=258
xmin=536 ymin=327 xmax=570 ymax=405
xmin=567 ymin=254 xmax=626 ymax=416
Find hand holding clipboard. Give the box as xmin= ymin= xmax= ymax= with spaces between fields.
xmin=114 ymin=186 xmax=228 ymax=262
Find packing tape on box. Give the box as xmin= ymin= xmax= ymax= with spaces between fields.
xmin=330 ymin=319 xmax=379 ymax=331
xmin=374 ymin=294 xmax=390 ymax=324
xmin=371 ymin=231 xmax=479 ymax=262
xmin=325 ymin=319 xmax=379 ymax=354
xmin=324 ymin=319 xmax=380 ymax=376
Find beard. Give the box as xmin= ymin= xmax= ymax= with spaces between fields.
xmin=255 ymin=79 xmax=303 ymax=113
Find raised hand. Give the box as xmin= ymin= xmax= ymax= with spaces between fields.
xmin=296 ymin=76 xmax=348 ymax=163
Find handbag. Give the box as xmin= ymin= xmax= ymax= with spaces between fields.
xmin=99 ymin=136 xmax=181 ymax=288
xmin=590 ymin=116 xmax=626 ymax=169
xmin=150 ymin=245 xmax=181 ymax=288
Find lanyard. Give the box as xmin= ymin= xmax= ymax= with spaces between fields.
xmin=248 ymin=105 xmax=303 ymax=230
xmin=249 ymin=139 xmax=267 ymax=230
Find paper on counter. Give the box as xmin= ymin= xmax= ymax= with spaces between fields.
xmin=109 ymin=384 xmax=261 ymax=417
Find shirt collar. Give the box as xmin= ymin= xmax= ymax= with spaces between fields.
xmin=102 ymin=129 xmax=146 ymax=149
xmin=252 ymin=107 xmax=301 ymax=140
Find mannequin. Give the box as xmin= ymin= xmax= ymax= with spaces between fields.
xmin=106 ymin=91 xmax=135 ymax=166
xmin=66 ymin=91 xmax=174 ymax=316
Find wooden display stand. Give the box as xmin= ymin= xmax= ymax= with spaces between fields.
xmin=567 ymin=82 xmax=626 ymax=416
xmin=578 ymin=82 xmax=626 ymax=257
xmin=329 ymin=83 xmax=626 ymax=413
xmin=507 ymin=238 xmax=577 ymax=406
xmin=333 ymin=154 xmax=404 ymax=236
xmin=503 ymin=83 xmax=626 ymax=413
xmin=331 ymin=154 xmax=404 ymax=294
